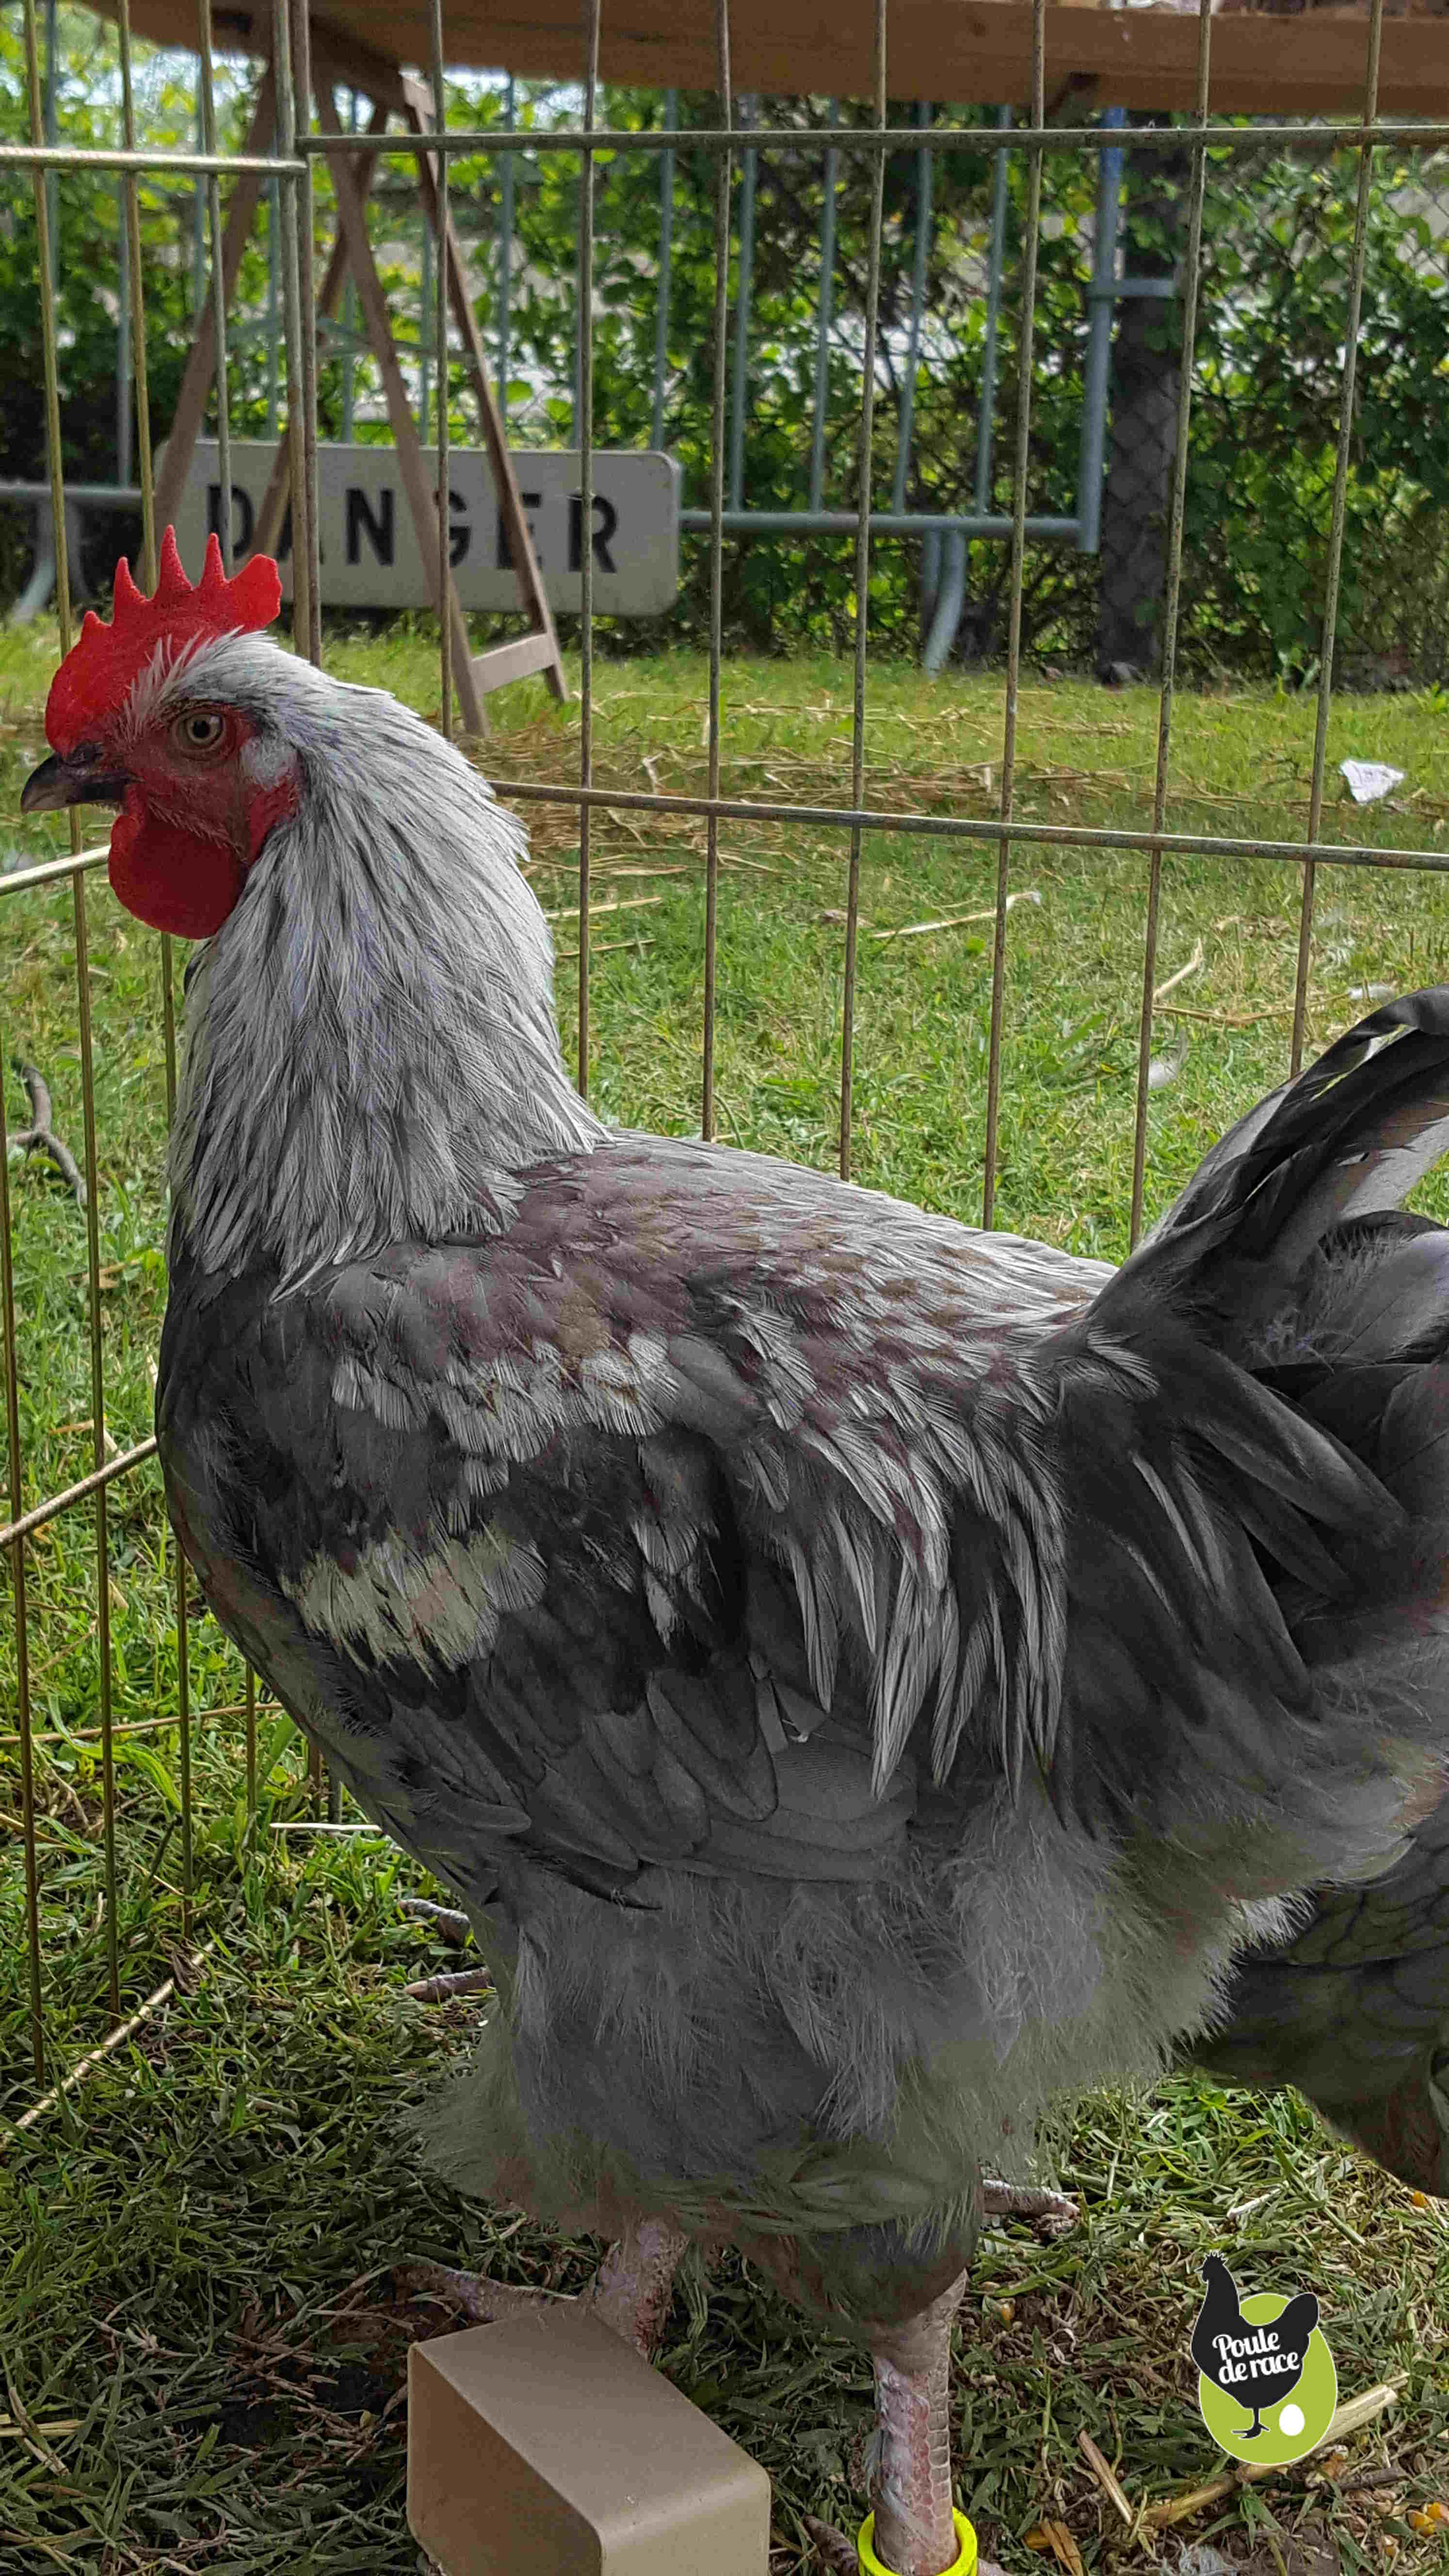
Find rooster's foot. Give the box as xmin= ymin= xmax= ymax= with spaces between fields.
xmin=981 ymin=2177 xmax=1079 ymax=2238
xmin=585 ymin=2214 xmax=690 ymax=2357
xmin=400 ymin=1896 xmax=473 ymax=1947
xmin=394 ymin=2216 xmax=688 ymax=2362
xmin=393 ymin=2258 xmax=565 ymax=2330
xmin=401 ymin=1965 xmax=492 ymax=2003
xmin=401 ymin=1895 xmax=484 ymax=1997
xmin=802 ymin=2515 xmax=861 ymax=2575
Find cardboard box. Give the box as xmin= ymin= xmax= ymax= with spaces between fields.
xmin=408 ymin=2304 xmax=771 ymax=2575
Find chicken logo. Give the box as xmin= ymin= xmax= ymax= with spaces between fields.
xmin=1191 ymin=2254 xmax=1337 ymax=2463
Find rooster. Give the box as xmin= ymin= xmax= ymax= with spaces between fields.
xmin=1194 ymin=1728 xmax=1449 ymax=2193
xmin=22 ymin=532 xmax=1449 ymax=2576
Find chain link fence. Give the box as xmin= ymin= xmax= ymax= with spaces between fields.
xmin=8 ymin=27 xmax=1449 ymax=685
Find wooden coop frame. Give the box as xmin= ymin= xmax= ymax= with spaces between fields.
xmin=150 ymin=21 xmax=567 ymax=732
xmin=107 ymin=0 xmax=1449 ymax=120
xmin=94 ymin=0 xmax=1449 ymax=730
xmin=81 ymin=0 xmax=1449 ymax=731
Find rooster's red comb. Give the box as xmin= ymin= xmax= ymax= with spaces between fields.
xmin=46 ymin=527 xmax=282 ymax=753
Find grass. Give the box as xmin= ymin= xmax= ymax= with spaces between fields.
xmin=1 ymin=619 xmax=1448 ymax=2571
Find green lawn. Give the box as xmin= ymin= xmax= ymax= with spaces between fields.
xmin=1 ymin=627 xmax=1447 ymax=2571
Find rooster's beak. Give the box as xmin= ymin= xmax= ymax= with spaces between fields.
xmin=21 ymin=752 xmax=129 ymax=816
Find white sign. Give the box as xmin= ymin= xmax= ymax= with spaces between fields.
xmin=165 ymin=440 xmax=680 ymax=616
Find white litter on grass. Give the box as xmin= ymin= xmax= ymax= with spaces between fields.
xmin=1153 ymin=939 xmax=1204 ymax=1006
xmin=1340 ymin=758 xmax=1405 ymax=804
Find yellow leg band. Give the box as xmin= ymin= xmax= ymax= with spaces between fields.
xmin=856 ymin=2507 xmax=978 ymax=2576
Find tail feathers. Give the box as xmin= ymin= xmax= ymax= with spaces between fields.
xmin=1114 ymin=988 xmax=1449 ymax=1314
xmin=1041 ymin=994 xmax=1449 ymax=1883
xmin=1381 ymin=1363 xmax=1449 ymax=1512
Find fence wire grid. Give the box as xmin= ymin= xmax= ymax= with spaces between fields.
xmin=0 ymin=0 xmax=1445 ymax=2124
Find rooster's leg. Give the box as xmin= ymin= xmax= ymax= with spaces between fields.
xmin=399 ymin=1897 xmax=473 ymax=1946
xmin=868 ymin=2274 xmax=969 ymax=2576
xmin=805 ymin=2272 xmax=977 ymax=2576
xmin=402 ymin=1966 xmax=492 ymax=2002
xmin=394 ymin=2258 xmax=560 ymax=2328
xmin=582 ymin=2214 xmax=690 ymax=2357
xmin=980 ymin=2177 xmax=1079 ymax=2237
xmin=396 ymin=2216 xmax=688 ymax=2362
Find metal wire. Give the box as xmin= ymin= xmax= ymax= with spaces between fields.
xmin=809 ymin=102 xmax=838 ymax=515
xmin=272 ymin=0 xmax=312 ymax=657
xmin=700 ymin=8 xmax=731 ymax=1144
xmin=487 ymin=780 xmax=1449 ymax=880
xmin=497 ymin=75 xmax=515 ymax=426
xmin=431 ymin=0 xmax=451 ymax=738
xmin=21 ymin=0 xmax=126 ymax=2019
xmin=127 ymin=0 xmax=192 ymax=1933
xmin=290 ymin=0 xmax=322 ymax=667
xmin=651 ymin=88 xmax=676 ymax=452
xmin=975 ymin=108 xmax=1012 ymax=518
xmin=1128 ymin=0 xmax=1214 ymax=1251
xmin=891 ymin=102 xmax=932 ymax=518
xmin=115 ymin=0 xmax=156 ymax=586
xmin=837 ymin=4 xmax=889 ymax=1183
xmin=1291 ymin=0 xmax=1387 ymax=1078
xmin=291 ymin=116 xmax=1449 ymax=161
xmin=982 ymin=0 xmax=1046 ymax=1230
xmin=0 ymin=1439 xmax=161 ymax=1554
xmin=0 ymin=141 xmax=297 ymax=172
xmin=196 ymin=0 xmax=232 ymax=579
xmin=727 ymin=95 xmax=756 ymax=515
xmin=576 ymin=0 xmax=601 ymax=1099
xmin=0 ymin=1062 xmax=44 ymax=2082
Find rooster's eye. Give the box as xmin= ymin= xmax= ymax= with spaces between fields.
xmin=174 ymin=711 xmax=227 ymax=756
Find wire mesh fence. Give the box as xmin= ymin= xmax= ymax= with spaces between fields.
xmin=4 ymin=0 xmax=1449 ymax=2132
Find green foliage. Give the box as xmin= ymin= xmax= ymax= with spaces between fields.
xmin=0 ymin=11 xmax=264 ymax=586
xmin=1183 ymin=141 xmax=1449 ymax=682
xmin=4 ymin=26 xmax=1449 ymax=675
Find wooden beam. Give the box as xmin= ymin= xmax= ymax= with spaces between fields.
xmin=102 ymin=2 xmax=1446 ymax=122
xmin=153 ymin=65 xmax=275 ymax=534
xmin=317 ymin=85 xmax=486 ymax=735
xmin=470 ymin=630 xmax=565 ymax=692
xmin=400 ymin=72 xmax=567 ymax=704
xmin=306 ymin=22 xmax=409 ymax=112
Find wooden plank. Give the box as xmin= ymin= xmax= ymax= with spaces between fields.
xmin=251 ymin=104 xmax=388 ymax=563
xmin=317 ymin=88 xmax=487 ymax=735
xmin=99 ymin=2 xmax=1447 ymax=122
xmin=471 ymin=630 xmax=565 ymax=692
xmin=399 ymin=73 xmax=567 ymax=704
xmin=153 ymin=66 xmax=275 ymax=535
xmin=307 ymin=24 xmax=409 ymax=113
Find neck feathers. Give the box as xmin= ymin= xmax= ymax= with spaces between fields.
xmin=168 ymin=680 xmax=601 ymax=1283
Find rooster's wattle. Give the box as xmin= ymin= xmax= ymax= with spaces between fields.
xmin=23 ymin=534 xmax=1449 ymax=2576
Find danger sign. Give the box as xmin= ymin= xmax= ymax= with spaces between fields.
xmin=166 ymin=440 xmax=681 ymax=616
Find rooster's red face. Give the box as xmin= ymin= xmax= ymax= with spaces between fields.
xmin=20 ymin=528 xmax=293 ymax=940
